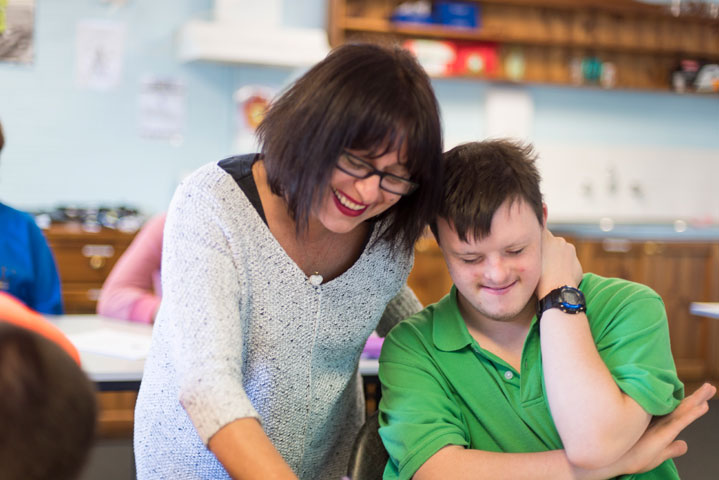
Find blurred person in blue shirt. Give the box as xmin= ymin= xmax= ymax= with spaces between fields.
xmin=0 ymin=119 xmax=63 ymax=314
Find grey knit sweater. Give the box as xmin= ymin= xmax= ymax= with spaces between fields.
xmin=133 ymin=162 xmax=422 ymax=479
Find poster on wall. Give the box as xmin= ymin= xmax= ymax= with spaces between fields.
xmin=233 ymin=85 xmax=276 ymax=153
xmin=0 ymin=0 xmax=35 ymax=64
xmin=485 ymin=86 xmax=534 ymax=140
xmin=76 ymin=19 xmax=126 ymax=90
xmin=138 ymin=76 xmax=185 ymax=142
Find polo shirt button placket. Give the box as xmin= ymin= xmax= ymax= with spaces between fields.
xmin=504 ymin=370 xmax=514 ymax=380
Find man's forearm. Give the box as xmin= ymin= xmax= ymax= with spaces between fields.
xmin=414 ymin=384 xmax=715 ymax=480
xmin=414 ymin=445 xmax=630 ymax=480
xmin=539 ymin=309 xmax=651 ymax=469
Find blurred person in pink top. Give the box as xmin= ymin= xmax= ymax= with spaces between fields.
xmin=97 ymin=213 xmax=165 ymax=324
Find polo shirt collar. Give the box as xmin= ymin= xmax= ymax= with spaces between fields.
xmin=432 ymin=286 xmax=474 ymax=352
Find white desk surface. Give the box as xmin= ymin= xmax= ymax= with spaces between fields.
xmin=690 ymin=302 xmax=719 ymax=319
xmin=47 ymin=314 xmax=152 ymax=386
xmin=48 ymin=314 xmax=381 ymax=388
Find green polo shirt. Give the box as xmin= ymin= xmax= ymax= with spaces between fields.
xmin=379 ymin=273 xmax=683 ymax=480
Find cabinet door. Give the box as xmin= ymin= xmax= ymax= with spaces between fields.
xmin=640 ymin=242 xmax=719 ymax=384
xmin=45 ymin=226 xmax=136 ymax=313
xmin=574 ymin=238 xmax=644 ymax=283
xmin=407 ymin=236 xmax=453 ymax=306
xmin=574 ymin=239 xmax=719 ymax=386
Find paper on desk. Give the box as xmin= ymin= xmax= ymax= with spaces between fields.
xmin=67 ymin=329 xmax=151 ymax=360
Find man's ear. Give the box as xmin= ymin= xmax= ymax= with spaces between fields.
xmin=541 ymin=203 xmax=548 ymax=229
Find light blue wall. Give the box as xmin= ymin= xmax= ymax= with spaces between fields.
xmin=1 ymin=0 xmax=235 ymax=213
xmin=1 ymin=0 xmax=717 ymax=217
xmin=434 ymin=80 xmax=719 ymax=150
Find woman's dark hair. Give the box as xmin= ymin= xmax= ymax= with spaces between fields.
xmin=256 ymin=43 xmax=443 ymax=255
xmin=0 ymin=321 xmax=97 ymax=480
xmin=430 ymin=139 xmax=544 ymax=243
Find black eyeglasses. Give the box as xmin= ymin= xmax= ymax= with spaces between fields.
xmin=336 ymin=151 xmax=419 ymax=196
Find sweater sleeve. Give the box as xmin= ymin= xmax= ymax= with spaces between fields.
xmin=375 ymin=283 xmax=423 ymax=337
xmin=96 ymin=213 xmax=165 ymax=324
xmin=161 ymin=175 xmax=259 ymax=444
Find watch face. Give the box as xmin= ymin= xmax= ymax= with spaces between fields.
xmin=538 ymin=286 xmax=586 ymax=319
xmin=561 ymin=289 xmax=583 ymax=306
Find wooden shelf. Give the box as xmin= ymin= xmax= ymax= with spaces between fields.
xmin=342 ymin=16 xmax=719 ymax=59
xmin=329 ymin=0 xmax=719 ymax=93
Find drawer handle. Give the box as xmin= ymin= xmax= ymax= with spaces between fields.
xmin=643 ymin=241 xmax=664 ymax=256
xmin=602 ymin=238 xmax=631 ymax=253
xmin=89 ymin=255 xmax=107 ymax=270
xmin=81 ymin=244 xmax=115 ymax=258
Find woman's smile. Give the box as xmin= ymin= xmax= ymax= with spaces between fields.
xmin=332 ymin=188 xmax=368 ymax=217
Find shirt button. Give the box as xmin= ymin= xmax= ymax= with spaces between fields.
xmin=504 ymin=370 xmax=514 ymax=380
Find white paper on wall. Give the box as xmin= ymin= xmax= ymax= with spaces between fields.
xmin=76 ymin=19 xmax=126 ymax=90
xmin=138 ymin=76 xmax=186 ymax=141
xmin=485 ymin=86 xmax=534 ymax=141
xmin=214 ymin=0 xmax=281 ymax=26
xmin=0 ymin=0 xmax=36 ymax=64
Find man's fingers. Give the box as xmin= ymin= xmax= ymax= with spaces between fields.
xmin=663 ymin=440 xmax=689 ymax=460
xmin=687 ymin=383 xmax=717 ymax=405
xmin=656 ymin=383 xmax=714 ymax=434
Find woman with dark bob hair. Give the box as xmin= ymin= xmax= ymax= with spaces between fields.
xmin=134 ymin=43 xmax=443 ymax=479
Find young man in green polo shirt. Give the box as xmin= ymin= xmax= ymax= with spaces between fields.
xmin=378 ymin=139 xmax=715 ymax=480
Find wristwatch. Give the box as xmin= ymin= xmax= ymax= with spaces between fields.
xmin=537 ymin=286 xmax=586 ymax=320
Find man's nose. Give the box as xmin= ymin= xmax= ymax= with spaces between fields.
xmin=483 ymin=257 xmax=509 ymax=284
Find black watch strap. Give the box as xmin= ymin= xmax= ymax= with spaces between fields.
xmin=537 ymin=286 xmax=586 ymax=320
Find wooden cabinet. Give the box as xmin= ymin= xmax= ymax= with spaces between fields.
xmin=328 ymin=0 xmax=719 ymax=92
xmin=407 ymin=235 xmax=453 ymax=306
xmin=573 ymin=238 xmax=719 ymax=390
xmin=44 ymin=224 xmax=137 ymax=313
xmin=44 ymin=225 xmax=139 ymax=437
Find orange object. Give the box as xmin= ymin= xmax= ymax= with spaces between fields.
xmin=0 ymin=292 xmax=81 ymax=365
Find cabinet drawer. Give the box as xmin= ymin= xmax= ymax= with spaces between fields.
xmin=408 ymin=236 xmax=453 ymax=306
xmin=51 ymin=242 xmax=123 ymax=283
xmin=61 ymin=283 xmax=104 ymax=314
xmin=44 ymin=225 xmax=137 ymax=313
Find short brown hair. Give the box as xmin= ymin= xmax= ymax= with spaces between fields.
xmin=0 ymin=321 xmax=97 ymax=480
xmin=430 ymin=139 xmax=544 ymax=243
xmin=257 ymin=43 xmax=443 ymax=254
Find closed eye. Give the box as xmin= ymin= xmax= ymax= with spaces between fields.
xmin=507 ymin=248 xmax=524 ymax=256
xmin=345 ymin=154 xmax=370 ymax=170
xmin=460 ymin=256 xmax=483 ymax=264
xmin=383 ymin=173 xmax=411 ymax=185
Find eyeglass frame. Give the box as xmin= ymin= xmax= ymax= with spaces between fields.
xmin=335 ymin=151 xmax=420 ymax=196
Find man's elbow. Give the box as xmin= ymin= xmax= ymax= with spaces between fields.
xmin=564 ymin=436 xmax=628 ymax=470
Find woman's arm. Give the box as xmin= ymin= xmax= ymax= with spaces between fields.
xmin=162 ymin=176 xmax=294 ymax=477
xmin=375 ymin=283 xmax=423 ymax=337
xmin=97 ymin=213 xmax=165 ymax=323
xmin=209 ymin=418 xmax=298 ymax=480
